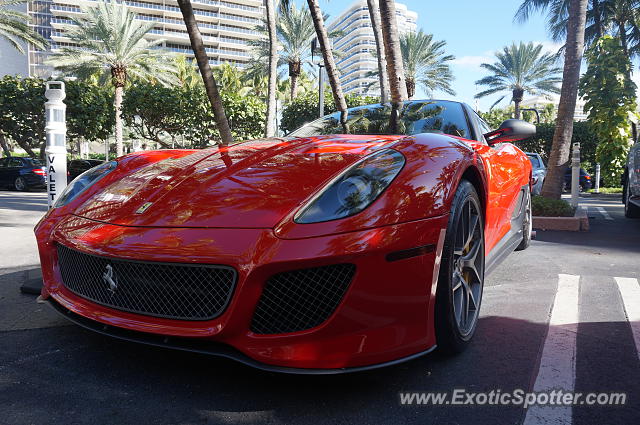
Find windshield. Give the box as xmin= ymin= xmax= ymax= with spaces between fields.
xmin=29 ymin=159 xmax=43 ymax=166
xmin=527 ymin=154 xmax=542 ymax=169
xmin=288 ymin=100 xmax=471 ymax=139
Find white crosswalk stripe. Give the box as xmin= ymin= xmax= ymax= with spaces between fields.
xmin=596 ymin=206 xmax=613 ymax=220
xmin=520 ymin=274 xmax=640 ymax=424
xmin=614 ymin=277 xmax=640 ymax=362
xmin=523 ymin=274 xmax=580 ymax=425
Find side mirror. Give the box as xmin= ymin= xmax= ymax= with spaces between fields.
xmin=484 ymin=119 xmax=536 ymax=146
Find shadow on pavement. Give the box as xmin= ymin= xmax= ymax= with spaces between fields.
xmin=0 ymin=192 xmax=48 ymax=213
xmin=1 ymin=314 xmax=638 ymax=424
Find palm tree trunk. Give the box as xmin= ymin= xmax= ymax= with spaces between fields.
xmin=514 ymin=101 xmax=521 ymax=119
xmin=114 ymin=85 xmax=124 ymax=156
xmin=592 ymin=0 xmax=603 ymax=38
xmin=405 ymin=77 xmax=415 ymax=99
xmin=366 ymin=0 xmax=390 ymax=102
xmin=289 ymin=61 xmax=301 ymax=100
xmin=378 ymin=0 xmax=408 ymax=103
xmin=177 ymin=0 xmax=234 ymax=145
xmin=0 ymin=132 xmax=11 ymax=157
xmin=617 ymin=20 xmax=629 ymax=58
xmin=290 ymin=74 xmax=299 ymax=101
xmin=265 ymin=0 xmax=278 ymax=137
xmin=512 ymin=88 xmax=524 ymax=119
xmin=306 ymin=0 xmax=348 ymax=130
xmin=540 ymin=0 xmax=588 ymax=200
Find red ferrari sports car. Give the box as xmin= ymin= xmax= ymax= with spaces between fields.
xmin=36 ymin=100 xmax=534 ymax=373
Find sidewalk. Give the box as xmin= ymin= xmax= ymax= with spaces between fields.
xmin=0 ymin=191 xmax=48 ymax=294
xmin=0 ymin=191 xmax=48 ymax=270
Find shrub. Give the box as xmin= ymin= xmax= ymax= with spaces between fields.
xmin=532 ymin=195 xmax=575 ymax=217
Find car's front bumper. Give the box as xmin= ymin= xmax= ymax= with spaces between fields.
xmin=37 ymin=214 xmax=448 ymax=371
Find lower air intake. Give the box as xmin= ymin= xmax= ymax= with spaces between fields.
xmin=251 ymin=263 xmax=356 ymax=334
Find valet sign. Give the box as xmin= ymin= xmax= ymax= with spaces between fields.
xmin=44 ymin=81 xmax=68 ymax=208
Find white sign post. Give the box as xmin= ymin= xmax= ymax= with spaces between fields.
xmin=44 ymin=81 xmax=68 ymax=208
xmin=570 ymin=142 xmax=580 ymax=208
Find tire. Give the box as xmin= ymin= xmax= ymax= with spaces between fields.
xmin=515 ymin=189 xmax=532 ymax=251
xmin=435 ymin=180 xmax=484 ymax=355
xmin=13 ymin=176 xmax=26 ymax=191
xmin=624 ymin=175 xmax=640 ymax=218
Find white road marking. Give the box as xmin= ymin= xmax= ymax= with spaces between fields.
xmin=596 ymin=206 xmax=613 ymax=220
xmin=615 ymin=277 xmax=640 ymax=362
xmin=581 ymin=205 xmax=588 ymax=215
xmin=523 ymin=274 xmax=580 ymax=425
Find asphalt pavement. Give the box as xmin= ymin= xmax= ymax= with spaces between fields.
xmin=0 ymin=189 xmax=638 ymax=425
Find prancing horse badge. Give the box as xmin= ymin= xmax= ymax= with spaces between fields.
xmin=135 ymin=202 xmax=153 ymax=214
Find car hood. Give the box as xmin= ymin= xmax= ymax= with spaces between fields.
xmin=73 ymin=135 xmax=403 ymax=228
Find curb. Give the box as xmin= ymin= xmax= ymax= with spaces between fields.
xmin=533 ymin=206 xmax=589 ymax=232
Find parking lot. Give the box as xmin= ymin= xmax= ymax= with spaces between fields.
xmin=1 ymin=190 xmax=639 ymax=425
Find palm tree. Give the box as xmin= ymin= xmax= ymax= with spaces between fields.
xmin=545 ymin=0 xmax=589 ymax=199
xmin=475 ymin=42 xmax=562 ymax=119
xmin=177 ymin=0 xmax=233 ymax=146
xmin=516 ymin=0 xmax=640 ymax=60
xmin=515 ymin=0 xmax=589 ymax=199
xmin=0 ymin=0 xmax=47 ymax=54
xmin=366 ymin=0 xmax=389 ymax=102
xmin=252 ymin=3 xmax=337 ymax=102
xmin=378 ymin=0 xmax=408 ymax=103
xmin=306 ymin=0 xmax=348 ymax=129
xmin=277 ymin=70 xmax=316 ymax=103
xmin=47 ymin=0 xmax=177 ymax=157
xmin=400 ymin=30 xmax=456 ymax=98
xmin=276 ymin=3 xmax=318 ymax=100
xmin=265 ymin=0 xmax=278 ymax=137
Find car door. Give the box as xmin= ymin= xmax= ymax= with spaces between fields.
xmin=463 ymin=108 xmax=529 ymax=254
xmin=0 ymin=158 xmax=8 ymax=186
xmin=6 ymin=158 xmax=24 ymax=185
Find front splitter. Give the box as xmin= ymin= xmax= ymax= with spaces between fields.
xmin=46 ymin=297 xmax=437 ymax=375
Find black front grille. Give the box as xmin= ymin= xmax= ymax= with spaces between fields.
xmin=56 ymin=244 xmax=237 ymax=321
xmin=251 ymin=264 xmax=356 ymax=334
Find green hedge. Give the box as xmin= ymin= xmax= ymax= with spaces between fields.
xmin=517 ymin=121 xmax=600 ymax=174
xmin=532 ymin=195 xmax=575 ymax=217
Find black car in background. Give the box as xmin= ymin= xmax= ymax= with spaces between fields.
xmin=564 ymin=167 xmax=592 ymax=192
xmin=0 ymin=157 xmax=46 ymax=191
xmin=68 ymin=159 xmax=104 ymax=182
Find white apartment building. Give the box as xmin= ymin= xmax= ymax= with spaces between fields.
xmin=520 ymin=95 xmax=588 ymax=121
xmin=328 ymin=0 xmax=417 ymax=98
xmin=14 ymin=0 xmax=263 ymax=78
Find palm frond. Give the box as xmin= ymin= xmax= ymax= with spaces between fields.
xmin=0 ymin=0 xmax=47 ymax=51
xmin=399 ymin=29 xmax=456 ymax=96
xmin=46 ymin=0 xmax=176 ymax=85
xmin=475 ymin=41 xmax=562 ymax=106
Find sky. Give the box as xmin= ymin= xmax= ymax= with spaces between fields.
xmin=293 ymin=0 xmax=640 ymax=111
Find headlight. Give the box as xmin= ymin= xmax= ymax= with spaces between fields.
xmin=295 ymin=149 xmax=405 ymax=224
xmin=54 ymin=161 xmax=117 ymax=208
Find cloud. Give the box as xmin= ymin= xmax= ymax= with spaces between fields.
xmin=533 ymin=40 xmax=564 ymax=55
xmin=451 ymin=55 xmax=492 ymax=69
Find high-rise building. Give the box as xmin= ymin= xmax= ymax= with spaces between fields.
xmin=328 ymin=0 xmax=417 ymax=98
xmin=18 ymin=0 xmax=264 ymax=78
